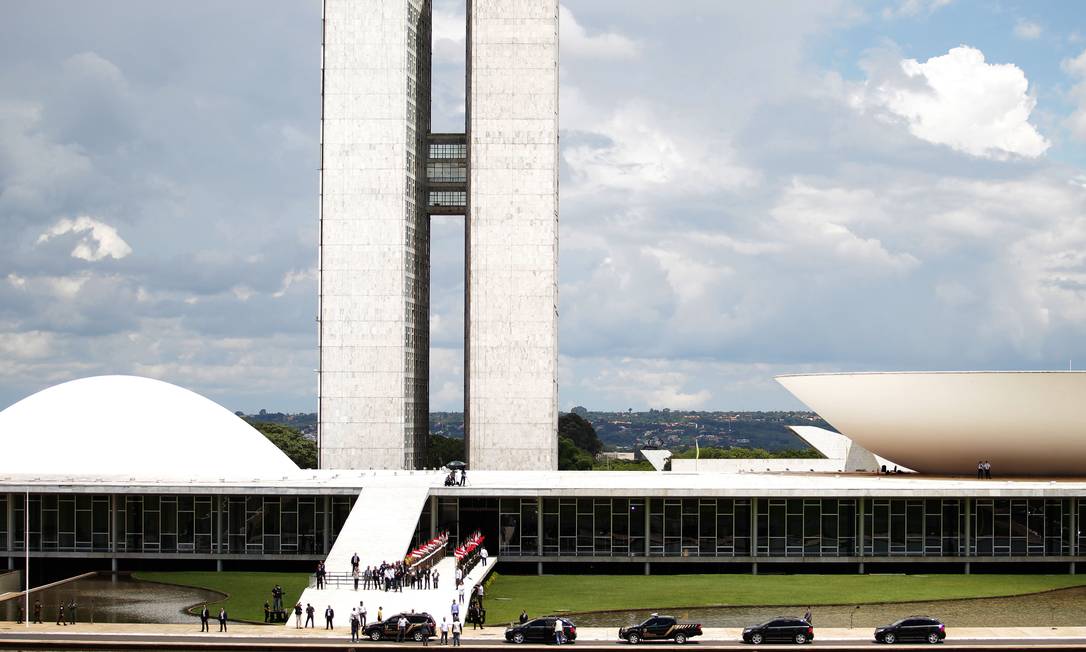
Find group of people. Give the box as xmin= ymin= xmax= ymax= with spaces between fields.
xmin=977 ymin=460 xmax=993 ymax=479
xmin=197 ymin=604 xmax=229 ymax=632
xmin=443 ymin=469 xmax=467 ymax=486
xmin=292 ymin=602 xmax=340 ymax=629
xmin=15 ymin=599 xmax=71 ymax=626
xmin=347 ymin=601 xmax=374 ymax=641
xmin=435 ymin=617 xmax=464 ymax=645
xmin=344 ymin=556 xmax=439 ymax=592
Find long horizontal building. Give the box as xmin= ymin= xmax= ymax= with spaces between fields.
xmin=3 ymin=374 xmax=1086 ymax=579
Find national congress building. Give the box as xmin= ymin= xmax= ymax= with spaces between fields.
xmin=4 ymin=0 xmax=1086 ymax=625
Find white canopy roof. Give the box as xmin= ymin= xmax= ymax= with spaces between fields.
xmin=0 ymin=375 xmax=298 ymax=477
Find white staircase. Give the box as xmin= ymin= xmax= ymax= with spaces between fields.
xmin=292 ymin=475 xmax=499 ymax=631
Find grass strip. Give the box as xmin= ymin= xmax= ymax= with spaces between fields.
xmin=133 ymin=571 xmax=310 ymax=624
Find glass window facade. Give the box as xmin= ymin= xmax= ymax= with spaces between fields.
xmin=422 ymin=496 xmax=1081 ymax=560
xmin=7 ymin=493 xmax=353 ymax=557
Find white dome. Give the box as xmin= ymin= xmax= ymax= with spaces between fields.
xmin=0 ymin=375 xmax=299 ymax=477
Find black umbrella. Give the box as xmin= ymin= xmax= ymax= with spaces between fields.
xmin=445 ymin=460 xmax=467 ymax=470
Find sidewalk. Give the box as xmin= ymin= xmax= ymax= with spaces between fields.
xmin=4 ymin=621 xmax=1086 ymax=642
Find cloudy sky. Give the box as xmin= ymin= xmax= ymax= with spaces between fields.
xmin=2 ymin=1 xmax=1086 ymax=414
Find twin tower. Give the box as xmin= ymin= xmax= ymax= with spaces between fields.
xmin=318 ymin=0 xmax=559 ymax=470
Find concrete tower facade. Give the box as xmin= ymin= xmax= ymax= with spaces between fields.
xmin=319 ymin=0 xmax=558 ymax=471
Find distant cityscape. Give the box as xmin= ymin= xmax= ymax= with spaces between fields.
xmin=240 ymin=409 xmax=831 ymax=453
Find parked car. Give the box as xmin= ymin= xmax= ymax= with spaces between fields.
xmin=874 ymin=617 xmax=946 ymax=644
xmin=505 ymin=616 xmax=577 ymax=644
xmin=741 ymin=617 xmax=813 ymax=645
xmin=619 ymin=614 xmax=703 ymax=644
xmin=364 ymin=612 xmax=436 ymax=642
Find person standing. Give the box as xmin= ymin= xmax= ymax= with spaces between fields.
xmin=294 ymin=602 xmax=303 ymax=628
xmin=480 ymin=548 xmax=489 ymax=567
xmin=519 ymin=610 xmax=528 ymax=624
xmin=977 ymin=461 xmax=984 ymax=479
xmin=803 ymin=606 xmax=812 ymax=624
xmin=440 ymin=617 xmax=449 ymax=645
xmin=304 ymin=603 xmax=315 ymax=628
xmin=397 ymin=614 xmax=408 ymax=642
xmin=33 ymin=600 xmax=42 ymax=624
xmin=200 ymin=604 xmax=210 ymax=632
xmin=16 ymin=603 xmax=23 ymax=624
xmin=452 ymin=619 xmax=462 ymax=646
xmin=56 ymin=604 xmax=65 ymax=626
xmin=325 ymin=604 xmax=335 ymax=629
xmin=68 ymin=600 xmax=77 ymax=625
xmin=450 ymin=599 xmax=460 ymax=622
xmin=360 ymin=601 xmax=368 ymax=627
xmin=377 ymin=606 xmax=384 ymax=623
xmin=554 ymin=618 xmax=564 ymax=645
xmin=273 ymin=584 xmax=283 ymax=612
xmin=350 ymin=608 xmax=359 ymax=642
xmin=422 ymin=619 xmax=431 ymax=646
xmin=476 ymin=584 xmax=485 ymax=607
xmin=433 ymin=570 xmax=440 ymax=590
xmin=458 ymin=585 xmax=465 ymax=604
xmin=985 ymin=460 xmax=992 ymax=479
xmin=263 ymin=601 xmax=271 ymax=623
xmin=351 ymin=551 xmax=360 ymax=573
xmin=218 ymin=607 xmax=228 ymax=632
xmin=455 ymin=566 xmax=463 ymax=586
xmin=424 ymin=567 xmax=431 ymax=589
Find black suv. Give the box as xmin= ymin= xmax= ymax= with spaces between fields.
xmin=741 ymin=617 xmax=813 ymax=645
xmin=505 ymin=617 xmax=577 ymax=644
xmin=619 ymin=615 xmax=703 ymax=644
xmin=874 ymin=617 xmax=946 ymax=644
xmin=363 ymin=612 xmax=436 ymax=642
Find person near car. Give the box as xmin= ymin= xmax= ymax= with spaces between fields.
xmin=360 ymin=601 xmax=367 ymax=626
xmin=519 ymin=610 xmax=528 ymax=624
xmin=378 ymin=606 xmax=384 ymax=622
xmin=452 ymin=619 xmax=462 ymax=646
xmin=440 ymin=617 xmax=450 ymax=645
xmin=554 ymin=618 xmax=564 ymax=645
xmin=803 ymin=607 xmax=812 ymax=624
xmin=422 ymin=620 xmax=432 ymax=646
xmin=397 ymin=615 xmax=409 ymax=642
xmin=350 ymin=608 xmax=359 ymax=642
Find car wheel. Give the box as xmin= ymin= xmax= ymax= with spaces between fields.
xmin=927 ymin=632 xmax=939 ymax=644
xmin=675 ymin=633 xmax=687 ymax=645
xmin=513 ymin=632 xmax=526 ymax=644
xmin=370 ymin=630 xmax=382 ymax=641
xmin=414 ymin=630 xmax=425 ymax=642
xmin=883 ymin=632 xmax=896 ymax=644
xmin=627 ymin=633 xmax=640 ymax=645
xmin=794 ymin=633 xmax=807 ymax=644
xmin=750 ymin=632 xmax=763 ymax=645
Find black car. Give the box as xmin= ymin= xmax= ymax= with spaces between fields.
xmin=619 ymin=615 xmax=703 ymax=644
xmin=741 ymin=617 xmax=813 ymax=645
xmin=874 ymin=617 xmax=946 ymax=644
xmin=364 ymin=612 xmax=436 ymax=642
xmin=505 ymin=617 xmax=577 ymax=644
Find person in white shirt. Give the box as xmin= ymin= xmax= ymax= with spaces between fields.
xmin=440 ymin=617 xmax=449 ymax=645
xmin=554 ymin=618 xmax=564 ymax=645
xmin=481 ymin=548 xmax=489 ymax=566
xmin=359 ymin=601 xmax=367 ymax=627
xmin=452 ymin=619 xmax=462 ymax=646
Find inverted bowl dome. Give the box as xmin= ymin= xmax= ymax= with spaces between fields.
xmin=776 ymin=371 xmax=1086 ymax=476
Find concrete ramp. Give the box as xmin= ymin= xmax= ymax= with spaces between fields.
xmin=323 ymin=481 xmax=433 ymax=574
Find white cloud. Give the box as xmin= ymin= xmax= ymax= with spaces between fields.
xmin=882 ymin=0 xmax=953 ymax=19
xmin=562 ymin=102 xmax=759 ymax=197
xmin=559 ymin=5 xmax=640 ymax=60
xmin=1063 ymin=49 xmax=1086 ymax=142
xmin=37 ymin=215 xmax=133 ymax=261
xmin=851 ymin=46 xmax=1049 ymax=159
xmin=1013 ymin=20 xmax=1043 ymax=40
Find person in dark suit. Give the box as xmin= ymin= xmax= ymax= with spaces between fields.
xmin=56 ymin=604 xmax=65 ymax=626
xmin=200 ymin=604 xmax=210 ymax=632
xmin=305 ymin=603 xmax=315 ymax=628
xmin=218 ymin=607 xmax=228 ymax=632
xmin=325 ymin=605 xmax=335 ymax=629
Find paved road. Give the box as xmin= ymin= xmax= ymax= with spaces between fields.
xmin=6 ymin=632 xmax=1086 ymax=650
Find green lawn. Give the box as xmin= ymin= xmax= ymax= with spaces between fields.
xmin=133 ymin=571 xmax=310 ymax=624
xmin=482 ymin=573 xmax=1086 ymax=624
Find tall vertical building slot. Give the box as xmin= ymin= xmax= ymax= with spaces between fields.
xmin=319 ymin=0 xmax=558 ymax=471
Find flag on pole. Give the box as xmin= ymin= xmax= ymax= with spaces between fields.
xmin=695 ymin=436 xmax=700 ymax=459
